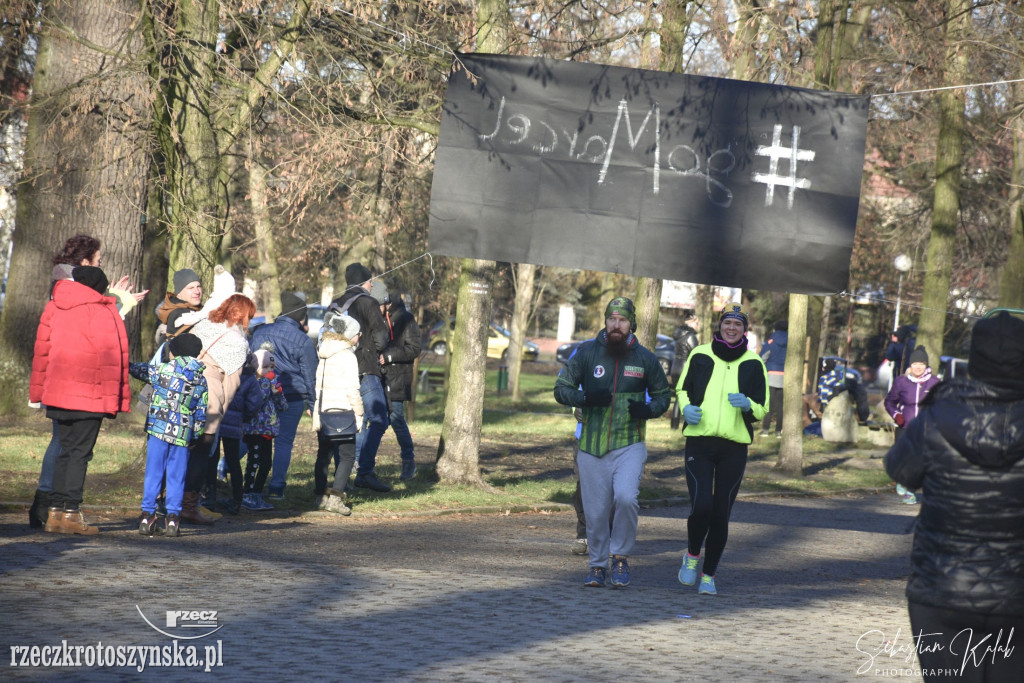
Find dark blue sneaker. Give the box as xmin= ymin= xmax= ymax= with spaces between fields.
xmin=583 ymin=566 xmax=607 ymax=588
xmin=610 ymin=556 xmax=630 ymax=587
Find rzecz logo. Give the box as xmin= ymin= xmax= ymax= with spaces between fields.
xmin=593 ymin=365 xmax=605 ymax=378
xmin=136 ymin=606 xmax=223 ymax=640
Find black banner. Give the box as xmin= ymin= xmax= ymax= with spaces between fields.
xmin=428 ymin=54 xmax=869 ymax=295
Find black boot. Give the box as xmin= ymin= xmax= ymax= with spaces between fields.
xmin=29 ymin=490 xmax=49 ymax=529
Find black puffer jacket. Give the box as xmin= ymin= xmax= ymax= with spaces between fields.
xmin=329 ymin=287 xmax=389 ymax=377
xmin=381 ymin=298 xmax=422 ymax=402
xmin=885 ymin=377 xmax=1024 ymax=616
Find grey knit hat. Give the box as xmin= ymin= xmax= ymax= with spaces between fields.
xmin=172 ymin=268 xmax=201 ymax=295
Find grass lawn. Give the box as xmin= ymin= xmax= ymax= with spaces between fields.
xmin=0 ymin=362 xmax=897 ymax=515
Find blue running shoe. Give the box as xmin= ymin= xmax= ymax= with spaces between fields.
xmin=610 ymin=556 xmax=630 ymax=587
xmin=699 ymin=573 xmax=717 ymax=595
xmin=583 ymin=567 xmax=607 ymax=588
xmin=678 ymin=553 xmax=700 ymax=586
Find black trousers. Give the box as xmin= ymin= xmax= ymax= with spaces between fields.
xmin=314 ymin=431 xmax=356 ymax=495
xmin=185 ymin=433 xmax=216 ymax=493
xmin=761 ymin=386 xmax=784 ymax=433
xmin=219 ymin=436 xmax=243 ymax=503
xmin=684 ymin=436 xmax=748 ymax=576
xmin=907 ymin=601 xmax=1024 ymax=683
xmin=50 ymin=416 xmax=103 ymax=510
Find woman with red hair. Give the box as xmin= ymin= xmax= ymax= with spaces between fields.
xmin=179 ymin=293 xmax=255 ymax=524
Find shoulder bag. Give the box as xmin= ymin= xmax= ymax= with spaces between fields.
xmin=318 ymin=354 xmax=357 ymax=441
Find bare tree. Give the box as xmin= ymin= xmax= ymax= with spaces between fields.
xmin=916 ymin=0 xmax=970 ymax=358
xmin=1 ymin=0 xmax=148 ymax=369
xmin=435 ymin=0 xmax=508 ymax=487
xmin=507 ymin=262 xmax=535 ymax=399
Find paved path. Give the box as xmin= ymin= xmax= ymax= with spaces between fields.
xmin=1 ymin=493 xmax=924 ymax=681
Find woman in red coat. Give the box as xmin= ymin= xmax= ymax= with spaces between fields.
xmin=29 ymin=266 xmax=130 ymax=535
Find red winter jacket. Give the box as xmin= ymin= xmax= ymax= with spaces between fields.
xmin=30 ymin=279 xmax=131 ymax=414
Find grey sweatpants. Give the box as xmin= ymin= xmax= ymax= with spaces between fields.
xmin=577 ymin=442 xmax=647 ymax=568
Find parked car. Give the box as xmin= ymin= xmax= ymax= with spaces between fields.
xmin=305 ymin=304 xmax=328 ymax=339
xmin=427 ymin=318 xmax=539 ymax=361
xmin=556 ymin=334 xmax=675 ymax=378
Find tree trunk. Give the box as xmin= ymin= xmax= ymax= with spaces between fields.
xmin=696 ymin=284 xmax=714 ymax=343
xmin=140 ymin=213 xmax=168 ymax=357
xmin=0 ymin=0 xmax=148 ymax=369
xmin=435 ymin=0 xmax=508 ymax=487
xmin=999 ymin=80 xmax=1024 ymax=309
xmin=436 ymin=257 xmax=495 ymax=487
xmin=917 ymin=0 xmax=969 ymax=359
xmin=776 ymin=294 xmax=808 ymax=473
xmin=633 ymin=277 xmax=662 ymax=350
xmin=251 ymin=160 xmax=282 ymax=318
xmin=161 ymin=0 xmax=223 ymax=291
xmin=508 ymin=262 xmax=535 ymax=400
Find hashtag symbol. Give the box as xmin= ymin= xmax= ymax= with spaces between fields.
xmin=751 ymin=124 xmax=815 ymax=209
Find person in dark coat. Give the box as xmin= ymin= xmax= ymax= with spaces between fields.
xmin=885 ymin=324 xmax=918 ymax=378
xmin=759 ymin=320 xmax=788 ymax=437
xmin=328 ymin=263 xmax=392 ymax=492
xmin=670 ymin=312 xmax=699 ymax=383
xmin=249 ymin=291 xmax=318 ymax=499
xmin=885 ymin=311 xmax=1024 ymax=682
xmin=380 ymin=292 xmax=422 ymax=481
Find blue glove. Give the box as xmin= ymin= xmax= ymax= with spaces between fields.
xmin=683 ymin=404 xmax=702 ymax=425
xmin=628 ymin=399 xmax=654 ymax=420
xmin=728 ymin=393 xmax=752 ymax=412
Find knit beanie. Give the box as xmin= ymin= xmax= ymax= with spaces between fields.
xmin=345 ymin=263 xmax=372 ymax=286
xmin=173 ymin=268 xmax=201 ymax=295
xmin=327 ymin=312 xmax=361 ymax=340
xmin=908 ymin=345 xmax=929 ymax=366
xmin=72 ymin=266 xmax=109 ymax=294
xmin=370 ymin=280 xmax=390 ymax=305
xmin=969 ymin=312 xmax=1024 ymax=390
xmin=168 ymin=332 xmax=203 ymax=359
xmin=280 ymin=291 xmax=307 ymax=323
xmin=719 ymin=302 xmax=749 ymax=331
xmin=604 ymin=297 xmax=636 ymax=327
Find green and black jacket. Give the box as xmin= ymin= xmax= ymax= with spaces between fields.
xmin=554 ymin=331 xmax=672 ymax=457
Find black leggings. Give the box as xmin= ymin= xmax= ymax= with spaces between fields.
xmin=243 ymin=436 xmax=273 ymax=494
xmin=907 ymin=601 xmax=1024 ymax=682
xmin=684 ymin=436 xmax=748 ymax=576
xmin=219 ymin=436 xmax=243 ymax=504
xmin=314 ymin=431 xmax=356 ymax=495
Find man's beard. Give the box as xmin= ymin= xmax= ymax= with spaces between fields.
xmin=606 ymin=330 xmax=630 ymax=358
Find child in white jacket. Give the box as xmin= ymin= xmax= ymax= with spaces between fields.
xmin=312 ymin=313 xmax=364 ymax=515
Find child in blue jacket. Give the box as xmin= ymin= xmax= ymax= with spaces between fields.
xmin=131 ymin=333 xmax=209 ymax=537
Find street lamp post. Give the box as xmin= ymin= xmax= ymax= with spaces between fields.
xmin=893 ymin=254 xmax=912 ymax=331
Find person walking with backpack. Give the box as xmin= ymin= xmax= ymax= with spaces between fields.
xmin=329 ymin=263 xmax=392 ymax=492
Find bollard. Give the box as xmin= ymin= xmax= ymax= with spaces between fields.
xmin=497 ymin=365 xmax=509 ymax=394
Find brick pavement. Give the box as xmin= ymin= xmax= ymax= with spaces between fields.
xmin=0 ymin=493 xmax=924 ymax=681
